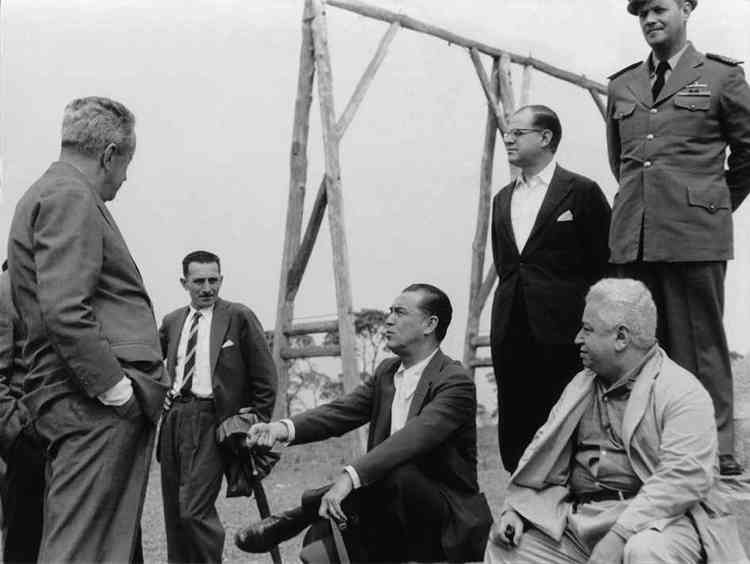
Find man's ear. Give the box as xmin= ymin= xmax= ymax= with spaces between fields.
xmin=540 ymin=129 xmax=553 ymax=150
xmin=423 ymin=314 xmax=439 ymax=336
xmin=614 ymin=325 xmax=631 ymax=352
xmin=180 ymin=277 xmax=188 ymax=290
xmin=101 ymin=143 xmax=118 ymax=170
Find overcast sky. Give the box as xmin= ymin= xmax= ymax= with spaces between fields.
xmin=1 ymin=0 xmax=749 ymax=389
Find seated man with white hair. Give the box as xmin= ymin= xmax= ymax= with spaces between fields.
xmin=485 ymin=278 xmax=747 ymax=564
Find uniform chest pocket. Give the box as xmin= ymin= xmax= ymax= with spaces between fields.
xmin=611 ymin=101 xmax=638 ymax=139
xmin=671 ymin=95 xmax=714 ymax=136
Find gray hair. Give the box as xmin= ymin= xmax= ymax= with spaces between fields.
xmin=61 ymin=97 xmax=136 ymax=158
xmin=586 ymin=278 xmax=657 ymax=350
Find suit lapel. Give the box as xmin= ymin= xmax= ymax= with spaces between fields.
xmin=406 ymin=351 xmax=443 ymax=420
xmin=626 ymin=60 xmax=653 ymax=108
xmin=655 ymin=44 xmax=702 ymax=105
xmin=168 ymin=307 xmax=190 ymax=381
xmin=370 ymin=361 xmax=398 ymax=446
xmin=93 ymin=199 xmax=147 ymax=288
xmin=622 ymin=349 xmax=663 ymax=449
xmin=498 ymin=182 xmax=519 ymax=254
xmin=209 ymin=299 xmax=231 ymax=377
xmin=522 ymin=166 xmax=572 ymax=257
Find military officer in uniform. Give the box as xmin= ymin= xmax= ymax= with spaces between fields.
xmin=606 ymin=0 xmax=750 ymax=474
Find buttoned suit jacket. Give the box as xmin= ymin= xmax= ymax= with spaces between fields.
xmin=7 ymin=161 xmax=169 ymax=422
xmin=159 ymin=297 xmax=277 ymax=432
xmin=501 ymin=348 xmax=746 ymax=562
xmin=290 ymin=350 xmax=492 ymax=562
xmin=490 ymin=165 xmax=611 ymax=346
xmin=606 ymin=43 xmax=750 ymax=263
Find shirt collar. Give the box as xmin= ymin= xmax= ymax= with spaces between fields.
xmin=396 ymin=347 xmax=440 ymax=379
xmin=600 ymin=344 xmax=659 ymax=395
xmin=519 ymin=159 xmax=557 ymax=189
xmin=649 ymin=42 xmax=690 ymax=76
xmin=188 ymin=303 xmax=215 ymax=317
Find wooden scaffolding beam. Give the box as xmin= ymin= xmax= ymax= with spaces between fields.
xmin=274 ymin=0 xmax=611 ymax=426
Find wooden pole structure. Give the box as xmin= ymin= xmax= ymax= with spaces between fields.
xmin=272 ymin=0 xmax=316 ymax=419
xmin=469 ymin=48 xmax=508 ymax=133
xmin=309 ymin=0 xmax=362 ymax=455
xmin=286 ymin=22 xmax=401 ymax=303
xmin=520 ymin=64 xmax=533 ymax=106
xmin=326 ymin=0 xmax=608 ymax=95
xmin=588 ymin=89 xmax=607 ymax=121
xmin=464 ymin=58 xmax=500 ymax=375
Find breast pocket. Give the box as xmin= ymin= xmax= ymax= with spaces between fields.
xmin=611 ymin=100 xmax=638 ymax=139
xmin=671 ymin=95 xmax=712 ymax=136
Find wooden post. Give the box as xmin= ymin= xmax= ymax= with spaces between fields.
xmin=498 ymin=52 xmax=520 ymax=179
xmin=310 ymin=0 xmax=363 ymax=456
xmin=520 ymin=64 xmax=533 ymax=106
xmin=287 ymin=22 xmax=401 ymax=301
xmin=469 ymin=48 xmax=508 ymax=133
xmin=464 ymin=59 xmax=500 ymax=376
xmin=588 ymin=88 xmax=607 ymax=121
xmin=272 ymin=0 xmax=316 ymax=419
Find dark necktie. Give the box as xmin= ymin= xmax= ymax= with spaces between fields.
xmin=179 ymin=311 xmax=202 ymax=395
xmin=651 ymin=60 xmax=670 ymax=101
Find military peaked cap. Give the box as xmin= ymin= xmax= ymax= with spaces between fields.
xmin=627 ymin=0 xmax=697 ymax=15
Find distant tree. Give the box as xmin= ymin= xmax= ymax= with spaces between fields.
xmin=729 ymin=350 xmax=744 ymax=364
xmin=324 ymin=309 xmax=390 ymax=382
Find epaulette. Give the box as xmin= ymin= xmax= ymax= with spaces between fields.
xmin=706 ymin=53 xmax=743 ymax=66
xmin=608 ymin=61 xmax=641 ymax=80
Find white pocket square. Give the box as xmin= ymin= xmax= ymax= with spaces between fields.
xmin=556 ymin=210 xmax=574 ymax=222
xmin=221 ymin=340 xmax=235 ymax=349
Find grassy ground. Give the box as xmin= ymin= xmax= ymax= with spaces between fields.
xmin=141 ymin=425 xmax=509 ymax=564
xmin=140 ymin=423 xmax=750 ymax=563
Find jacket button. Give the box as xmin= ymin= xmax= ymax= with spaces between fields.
xmin=709 ymin=203 xmax=716 ymax=212
xmin=644 ymin=161 xmax=652 ymax=167
xmin=650 ymin=108 xmax=658 ymax=114
xmin=646 ymin=133 xmax=654 ymax=140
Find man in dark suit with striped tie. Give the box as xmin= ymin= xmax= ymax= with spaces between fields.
xmin=158 ymin=250 xmax=277 ymax=562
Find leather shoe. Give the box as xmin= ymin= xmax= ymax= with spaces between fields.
xmin=719 ymin=454 xmax=743 ymax=476
xmin=236 ymin=506 xmax=311 ymax=553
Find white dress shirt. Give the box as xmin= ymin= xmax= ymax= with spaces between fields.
xmin=282 ymin=348 xmax=441 ymax=489
xmin=172 ymin=305 xmax=214 ymax=397
xmin=510 ymin=159 xmax=557 ymax=252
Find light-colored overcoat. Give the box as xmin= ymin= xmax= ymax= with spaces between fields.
xmin=503 ymin=347 xmax=747 ymax=563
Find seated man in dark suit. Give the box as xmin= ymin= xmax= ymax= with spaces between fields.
xmin=237 ymin=283 xmax=492 ymax=563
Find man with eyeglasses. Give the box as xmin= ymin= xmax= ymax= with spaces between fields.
xmin=490 ymin=104 xmax=611 ymax=473
xmin=606 ymin=0 xmax=750 ymax=475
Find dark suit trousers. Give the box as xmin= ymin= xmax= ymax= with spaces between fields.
xmin=304 ymin=464 xmax=449 ymax=563
xmin=492 ymin=293 xmax=581 ymax=473
xmin=614 ymin=261 xmax=734 ymax=454
xmin=1 ymin=428 xmax=45 ymax=564
xmin=34 ymin=393 xmax=154 ymax=563
xmin=159 ymin=397 xmax=224 ymax=563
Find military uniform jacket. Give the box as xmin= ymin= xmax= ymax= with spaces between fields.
xmin=606 ymin=43 xmax=750 ymax=263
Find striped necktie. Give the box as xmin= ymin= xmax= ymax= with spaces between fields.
xmin=179 ymin=311 xmax=202 ymax=396
xmin=651 ymin=60 xmax=670 ymax=101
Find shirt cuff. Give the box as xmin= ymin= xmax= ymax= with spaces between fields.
xmin=280 ymin=418 xmax=295 ymax=444
xmin=610 ymin=522 xmax=634 ymax=542
xmin=97 ymin=376 xmax=133 ymax=406
xmin=343 ymin=465 xmax=361 ymax=489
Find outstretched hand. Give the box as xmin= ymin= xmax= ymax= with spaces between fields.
xmin=245 ymin=421 xmax=289 ymax=449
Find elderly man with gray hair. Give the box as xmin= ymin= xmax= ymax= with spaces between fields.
xmin=7 ymin=97 xmax=169 ymax=562
xmin=485 ymin=278 xmax=747 ymax=564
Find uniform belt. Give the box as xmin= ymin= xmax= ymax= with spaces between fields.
xmin=574 ymin=489 xmax=636 ymax=505
xmin=172 ymin=391 xmax=214 ymax=403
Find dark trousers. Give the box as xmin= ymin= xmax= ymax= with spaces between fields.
xmin=614 ymin=261 xmax=735 ymax=454
xmin=492 ymin=295 xmax=581 ymax=473
xmin=159 ymin=397 xmax=224 ymax=563
xmin=34 ymin=393 xmax=154 ymax=563
xmin=304 ymin=464 xmax=449 ymax=563
xmin=1 ymin=428 xmax=45 ymax=564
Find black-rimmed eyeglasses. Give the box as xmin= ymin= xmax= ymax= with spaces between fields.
xmin=503 ymin=128 xmax=544 ymax=140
